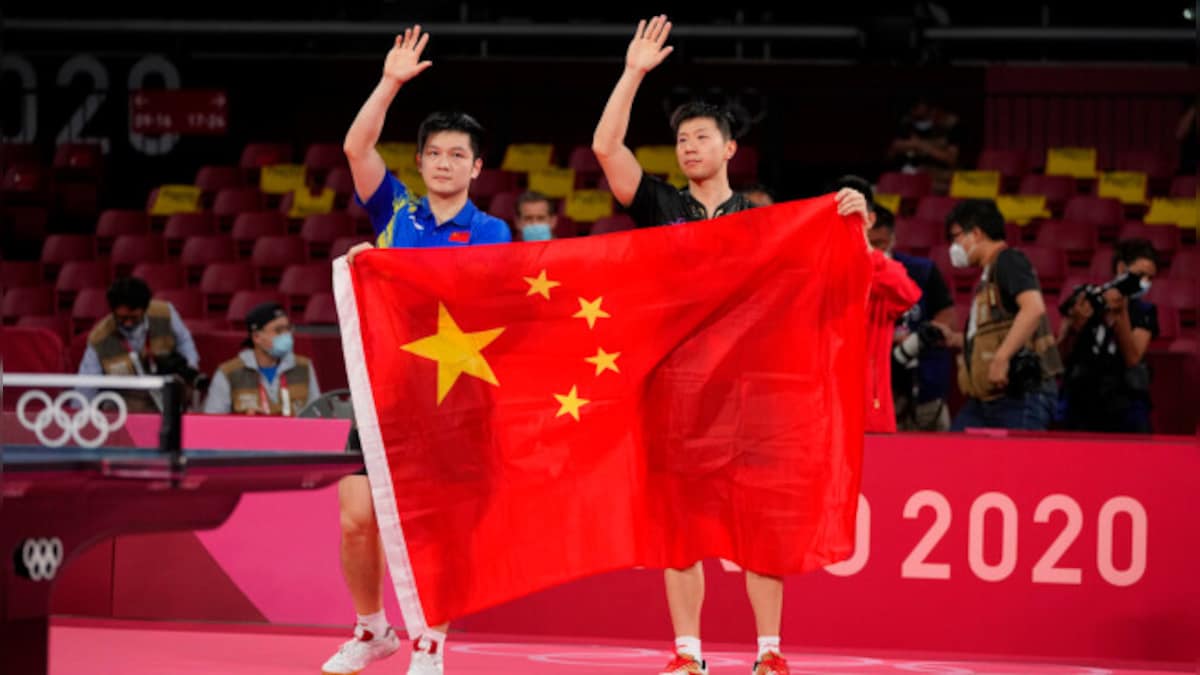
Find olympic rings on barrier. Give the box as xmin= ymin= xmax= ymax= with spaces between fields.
xmin=16 ymin=390 xmax=128 ymax=448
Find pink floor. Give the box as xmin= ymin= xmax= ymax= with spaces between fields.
xmin=49 ymin=621 xmax=1187 ymax=675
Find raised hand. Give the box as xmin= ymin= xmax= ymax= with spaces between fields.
xmin=383 ymin=25 xmax=433 ymax=84
xmin=625 ymin=15 xmax=674 ymax=74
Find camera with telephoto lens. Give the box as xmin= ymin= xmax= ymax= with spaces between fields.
xmin=893 ymin=322 xmax=946 ymax=368
xmin=1058 ymin=271 xmax=1146 ymax=318
xmin=154 ymin=351 xmax=204 ymax=389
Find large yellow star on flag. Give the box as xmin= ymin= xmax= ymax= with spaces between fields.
xmin=523 ymin=269 xmax=561 ymax=300
xmin=401 ymin=303 xmax=505 ymax=405
xmin=554 ymin=385 xmax=590 ymax=421
xmin=573 ymin=296 xmax=611 ymax=330
xmin=584 ymin=347 xmax=621 ymax=376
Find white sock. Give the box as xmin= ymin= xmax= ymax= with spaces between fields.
xmin=355 ymin=610 xmax=389 ymax=639
xmin=417 ymin=628 xmax=448 ymax=653
xmin=757 ymin=635 xmax=781 ymax=660
xmin=675 ymin=636 xmax=702 ymax=662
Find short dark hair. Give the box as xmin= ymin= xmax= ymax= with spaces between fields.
xmin=945 ymin=199 xmax=1005 ymax=242
xmin=833 ymin=175 xmax=875 ymax=210
xmin=873 ymin=204 xmax=896 ymax=233
xmin=669 ymin=101 xmax=735 ymax=141
xmin=1112 ymin=238 xmax=1158 ymax=274
xmin=107 ymin=277 xmax=152 ymax=311
xmin=515 ymin=191 xmax=552 ymax=215
xmin=417 ymin=111 xmax=485 ymax=158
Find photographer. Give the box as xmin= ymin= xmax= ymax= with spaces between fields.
xmin=938 ymin=200 xmax=1063 ymax=431
xmin=1057 ymin=239 xmax=1159 ymax=433
xmin=78 ymin=277 xmax=202 ymax=412
xmin=867 ymin=205 xmax=957 ymax=431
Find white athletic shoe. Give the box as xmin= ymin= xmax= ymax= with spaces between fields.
xmin=321 ymin=627 xmax=401 ymax=675
xmin=406 ymin=635 xmax=445 ymax=675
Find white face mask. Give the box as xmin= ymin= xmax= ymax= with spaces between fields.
xmin=949 ymin=242 xmax=970 ymax=268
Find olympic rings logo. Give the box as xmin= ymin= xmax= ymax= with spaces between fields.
xmin=16 ymin=390 xmax=128 ymax=448
xmin=16 ymin=538 xmax=64 ymax=582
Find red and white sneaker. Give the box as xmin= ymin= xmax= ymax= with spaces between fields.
xmin=660 ymin=652 xmax=708 ymax=674
xmin=407 ymin=635 xmax=444 ymax=675
xmin=752 ymin=651 xmax=790 ymax=675
xmin=320 ymin=627 xmax=401 ymax=674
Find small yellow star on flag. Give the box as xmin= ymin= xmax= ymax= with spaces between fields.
xmin=401 ymin=303 xmax=505 ymax=405
xmin=554 ymin=385 xmax=590 ymax=421
xmin=584 ymin=347 xmax=621 ymax=376
xmin=523 ymin=269 xmax=561 ymax=300
xmin=573 ymin=297 xmax=611 ymax=330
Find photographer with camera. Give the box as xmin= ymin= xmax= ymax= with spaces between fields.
xmin=937 ymin=200 xmax=1063 ymax=431
xmin=1057 ymin=238 xmax=1160 ymax=433
xmin=77 ymin=277 xmax=203 ymax=412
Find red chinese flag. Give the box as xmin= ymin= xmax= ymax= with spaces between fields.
xmin=334 ymin=196 xmax=872 ymax=635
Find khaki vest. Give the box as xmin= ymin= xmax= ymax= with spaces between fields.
xmin=88 ymin=301 xmax=176 ymax=412
xmin=219 ymin=355 xmax=312 ymax=416
xmin=958 ymin=262 xmax=1064 ymax=401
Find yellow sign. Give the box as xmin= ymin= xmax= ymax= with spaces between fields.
xmin=148 ymin=185 xmax=201 ymax=216
xmin=1144 ymin=198 xmax=1199 ymax=229
xmin=949 ymin=171 xmax=1001 ymax=199
xmin=288 ymin=187 xmax=336 ymax=218
xmin=260 ymin=164 xmax=307 ymax=195
xmin=995 ymin=195 xmax=1051 ymax=226
xmin=874 ymin=193 xmax=902 ymax=214
xmin=377 ymin=143 xmax=417 ymax=171
xmin=501 ymin=144 xmax=554 ymax=172
xmin=528 ymin=167 xmax=575 ymax=199
xmin=635 ymin=145 xmax=677 ymax=175
xmin=564 ymin=190 xmax=613 ymax=223
xmin=399 ymin=166 xmax=427 ymax=197
xmin=1097 ymin=171 xmax=1147 ymax=205
xmin=667 ymin=171 xmax=689 ymax=189
xmin=1045 ymin=147 xmax=1097 ymax=179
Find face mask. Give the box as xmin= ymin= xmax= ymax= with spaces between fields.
xmin=913 ymin=118 xmax=934 ymax=132
xmin=1132 ymin=277 xmax=1152 ymax=299
xmin=268 ymin=332 xmax=293 ymax=359
xmin=949 ymin=242 xmax=970 ymax=268
xmin=521 ymin=224 xmax=553 ymax=242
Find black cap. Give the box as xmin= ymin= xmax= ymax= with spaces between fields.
xmin=246 ymin=302 xmax=287 ymax=333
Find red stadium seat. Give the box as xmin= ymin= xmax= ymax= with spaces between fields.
xmin=590 ymin=214 xmax=636 ymax=235
xmin=894 ymin=217 xmax=943 ymax=258
xmin=554 ymin=215 xmax=579 ymax=238
xmin=1034 ymin=221 xmax=1098 ymax=267
xmin=1169 ymin=175 xmax=1198 ymax=199
xmin=325 ymin=166 xmax=356 ymax=203
xmin=180 ymin=235 xmax=236 ymax=269
xmin=567 ymin=146 xmax=603 ymax=188
xmin=212 ymin=187 xmax=265 ymax=225
xmin=0 ymin=143 xmax=42 ymax=173
xmin=110 ymin=234 xmax=167 ymax=277
xmin=41 ymin=234 xmax=96 ymax=266
xmin=1168 ymin=250 xmax=1200 ymax=281
xmin=728 ymin=146 xmax=759 ymax=186
xmin=131 ymin=262 xmax=187 ymax=292
xmin=1112 ymin=150 xmax=1176 ymax=182
xmin=52 ymin=143 xmax=103 ymax=175
xmin=1021 ymin=247 xmax=1069 ymax=295
xmin=302 ymin=292 xmax=338 ymax=325
xmin=95 ymin=210 xmax=151 ymax=248
xmin=1156 ymin=306 xmax=1180 ymax=343
xmin=1019 ymin=175 xmax=1076 ymax=216
xmin=231 ymin=211 xmax=289 ymax=257
xmin=164 ymin=213 xmax=218 ymax=255
xmin=55 ymin=261 xmax=111 ymax=311
xmin=877 ymin=171 xmax=933 ymax=202
xmin=0 ymin=326 xmax=66 ymax=374
xmin=2 ymin=163 xmax=49 ymax=204
xmin=1117 ymin=222 xmax=1180 ymax=266
xmin=977 ymin=149 xmax=1029 ymax=182
xmin=487 ymin=191 xmax=521 ymax=224
xmin=469 ymin=169 xmax=520 ymax=204
xmin=0 ymin=260 xmax=43 ymax=288
xmin=300 ymin=212 xmax=356 ymax=258
xmin=239 ymin=143 xmax=293 ymax=169
xmin=194 ymin=165 xmax=245 ymax=196
xmin=70 ymin=287 xmax=111 ymax=334
xmin=1144 ymin=279 xmax=1199 ymax=328
xmin=331 ymin=236 xmax=371 ymax=259
xmin=914 ymin=196 xmax=959 ymax=225
xmin=1087 ymin=247 xmax=1116 ymax=279
xmin=154 ymin=288 xmax=206 ymax=319
xmin=15 ymin=315 xmax=71 ymax=342
xmin=280 ymin=263 xmax=334 ymax=313
xmin=200 ymin=262 xmax=257 ymax=316
xmin=303 ymin=142 xmax=347 ymax=173
xmin=226 ymin=290 xmax=289 ymax=328
xmin=1063 ymin=196 xmax=1124 ymax=240
xmin=2 ymin=287 xmax=55 ymax=323
xmin=250 ymin=235 xmax=307 ymax=286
